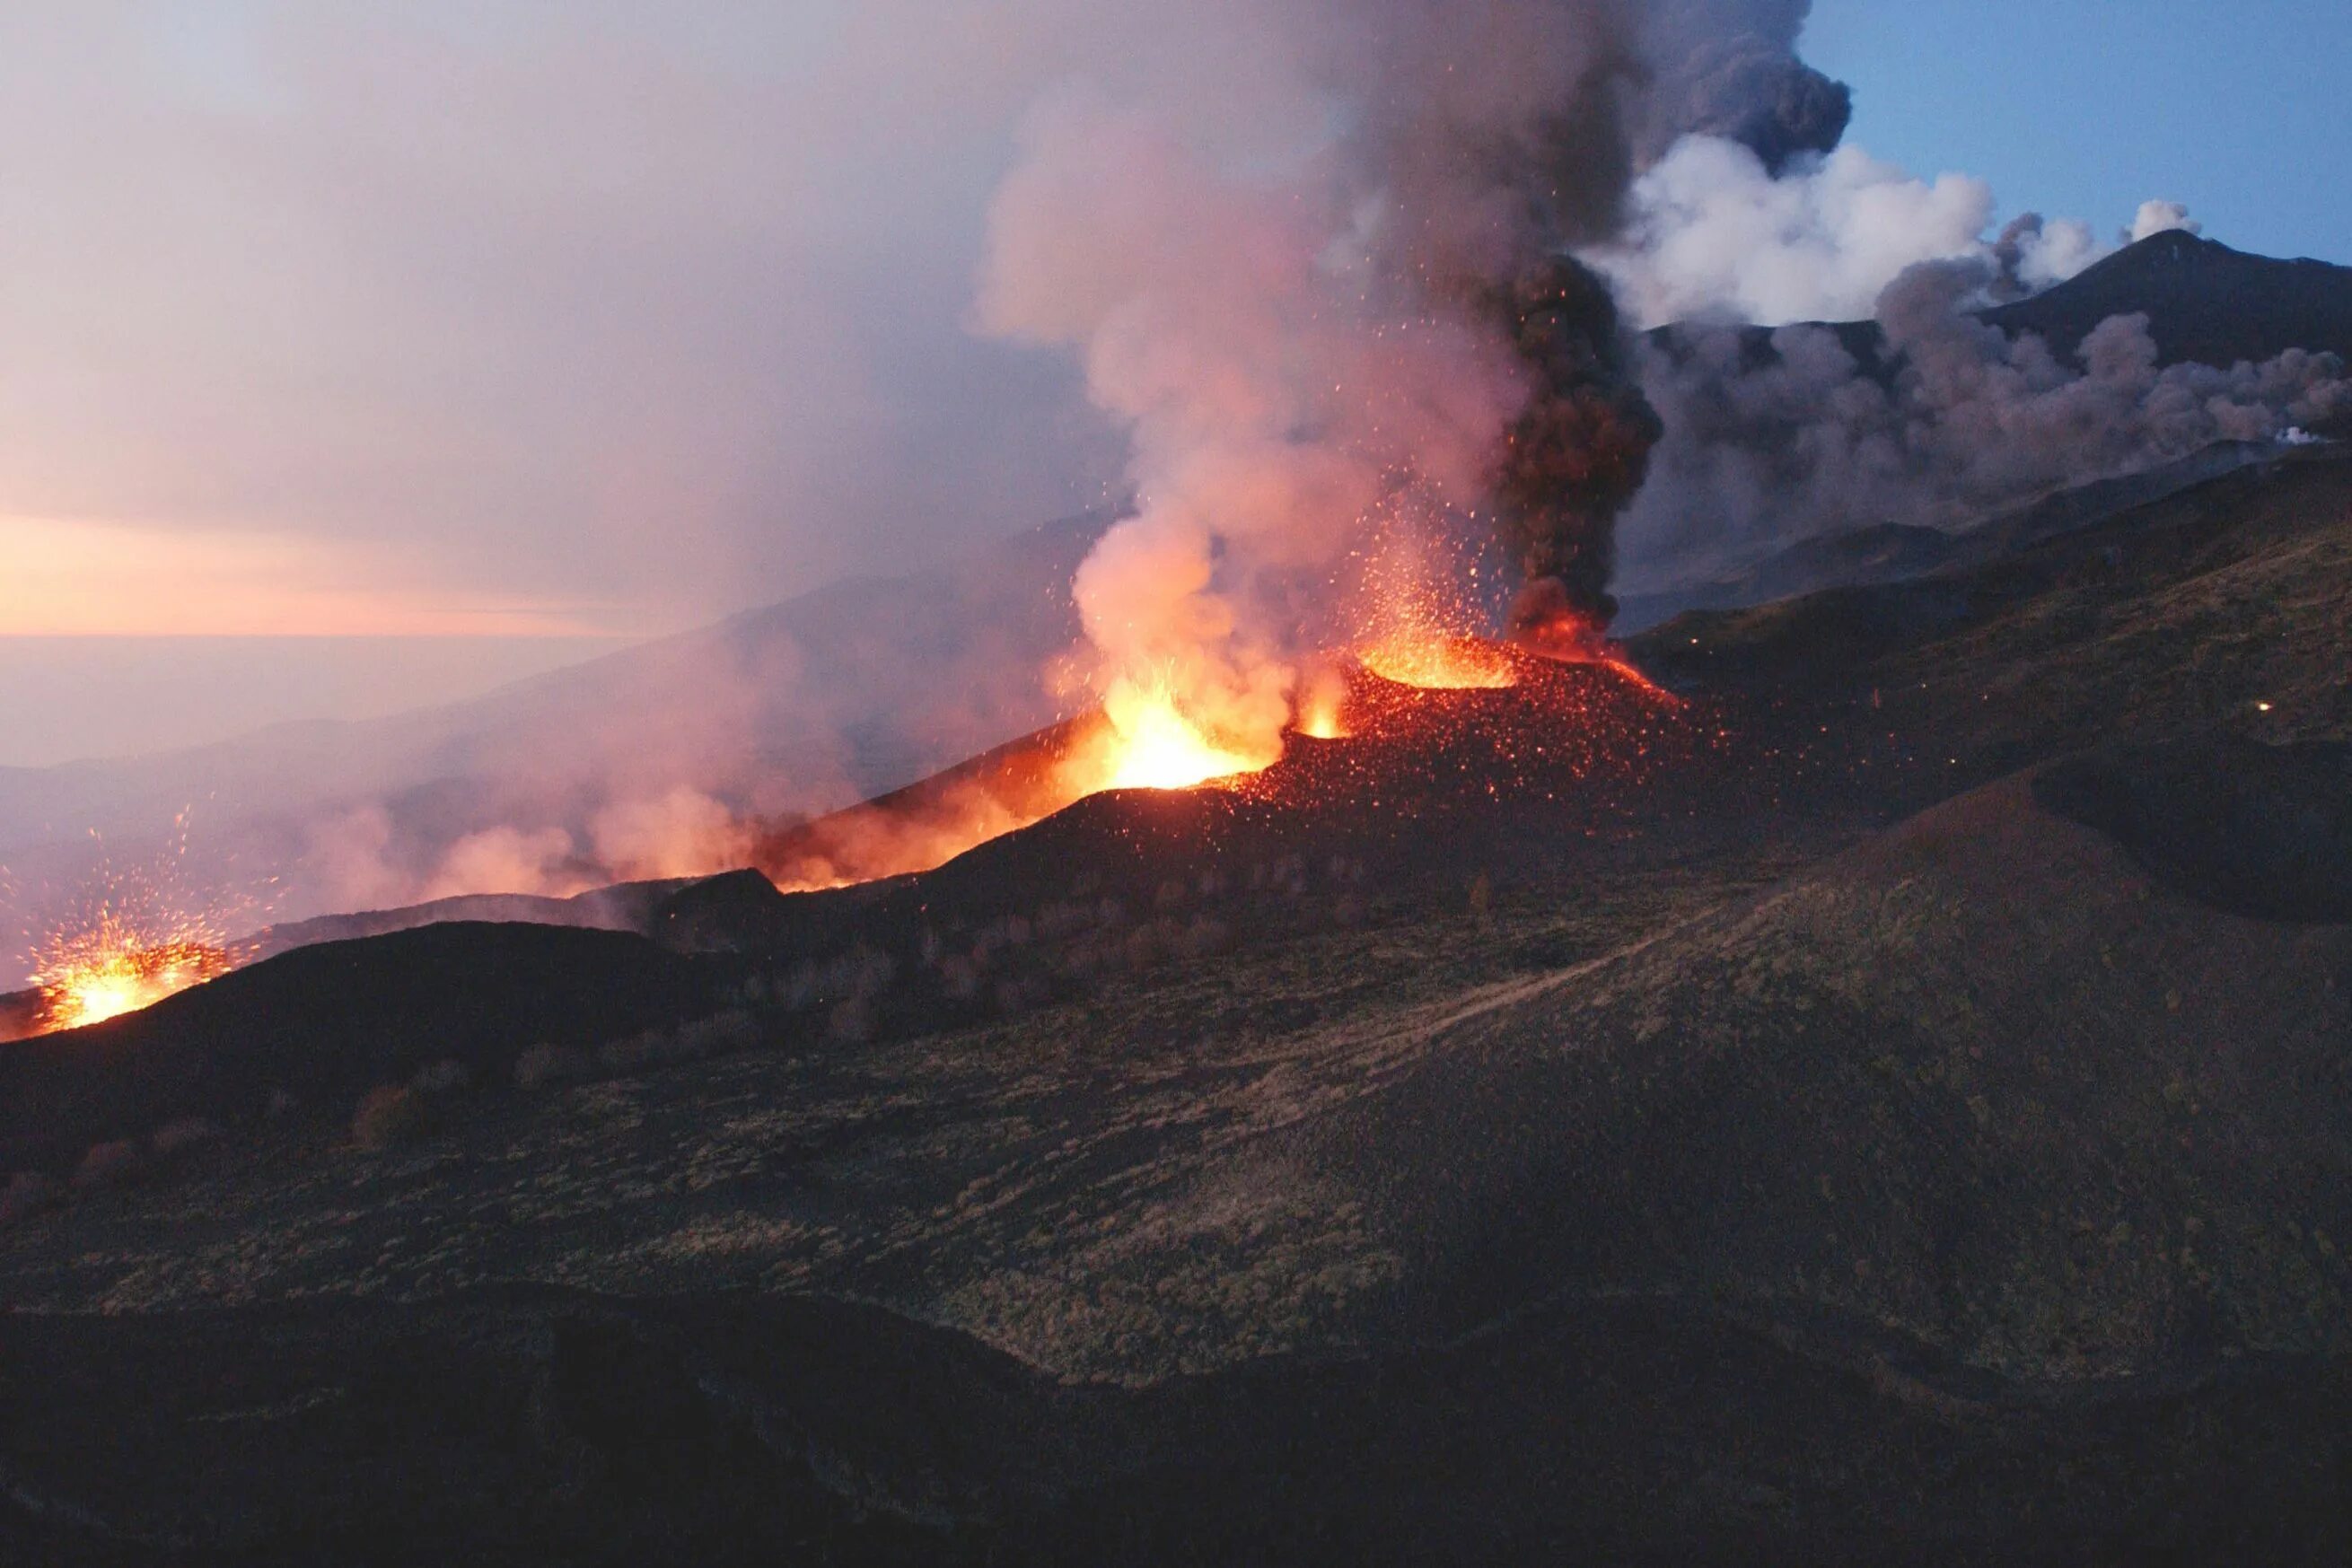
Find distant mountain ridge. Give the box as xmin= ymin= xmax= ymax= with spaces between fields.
xmin=1983 ymin=230 xmax=2352 ymax=368
xmin=1656 ymin=232 xmax=2352 ymax=382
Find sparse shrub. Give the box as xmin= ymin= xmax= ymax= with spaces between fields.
xmin=675 ymin=1008 xmax=760 ymax=1057
xmin=941 ymin=954 xmax=981 ymax=1003
xmin=0 ymin=1172 xmax=63 ymax=1225
xmin=1038 ymin=900 xmax=1092 ymax=942
xmin=1154 ymin=878 xmax=1189 ymax=914
xmin=1469 ymin=873 xmax=1495 ymax=921
xmin=833 ymin=945 xmax=897 ymax=1000
xmin=513 ymin=1042 xmax=588 ymax=1091
xmin=1332 ymin=893 xmax=1369 ymax=930
xmin=151 ymin=1117 xmax=224 ymax=1160
xmin=410 ymin=1058 xmax=472 ymax=1097
xmin=597 ymin=1029 xmax=664 ymax=1075
xmin=1183 ymin=915 xmax=1237 ymax=959
xmin=828 ymin=994 xmax=877 ymax=1045
xmin=73 ymin=1139 xmax=145 ymax=1191
xmin=1123 ymin=922 xmax=1171 ymax=972
xmin=351 ymin=1085 xmax=426 ymax=1152
xmin=265 ymin=1088 xmax=299 ymax=1119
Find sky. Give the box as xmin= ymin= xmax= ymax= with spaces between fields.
xmin=0 ymin=0 xmax=2344 ymax=769
xmin=1806 ymin=0 xmax=2352 ymax=267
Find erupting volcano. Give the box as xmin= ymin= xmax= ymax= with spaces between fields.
xmin=33 ymin=924 xmax=241 ymax=1034
xmin=753 ymin=626 xmax=1698 ymax=898
xmin=15 ymin=824 xmax=258 ymax=1038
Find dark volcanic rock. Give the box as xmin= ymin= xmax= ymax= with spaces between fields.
xmin=1984 ymin=231 xmax=2352 ymax=370
xmin=4 ymin=1285 xmax=2348 ymax=1566
xmin=2039 ymin=740 xmax=2352 ymax=923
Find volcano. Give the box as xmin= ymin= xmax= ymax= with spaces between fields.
xmin=4 ymin=447 xmax=2352 ymax=1565
xmin=750 ymin=640 xmax=1708 ymax=903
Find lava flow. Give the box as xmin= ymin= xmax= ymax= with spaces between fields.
xmin=752 ymin=626 xmax=1695 ymax=896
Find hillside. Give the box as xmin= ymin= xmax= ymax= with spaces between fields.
xmin=3 ymin=444 xmax=2348 ymax=1559
xmin=1985 ymin=230 xmax=2352 ymax=368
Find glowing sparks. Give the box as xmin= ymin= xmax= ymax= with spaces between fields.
xmin=17 ymin=814 xmax=258 ymax=1037
xmin=34 ymin=923 xmax=240 ymax=1032
xmin=1358 ymin=635 xmax=1519 ymax=690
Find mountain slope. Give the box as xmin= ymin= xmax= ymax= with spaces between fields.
xmin=0 ymin=511 xmax=1109 ymax=861
xmin=1985 ymin=230 xmax=2352 ymax=368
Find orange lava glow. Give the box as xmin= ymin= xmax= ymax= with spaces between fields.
xmin=34 ymin=923 xmax=241 ymax=1032
xmin=1357 ymin=635 xmax=1520 ymax=691
xmin=755 ymin=671 xmax=1282 ymax=893
xmin=18 ymin=815 xmax=258 ymax=1037
xmin=1083 ymin=672 xmax=1277 ymax=793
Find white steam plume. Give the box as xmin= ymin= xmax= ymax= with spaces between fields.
xmin=1586 ymin=136 xmax=2184 ymax=329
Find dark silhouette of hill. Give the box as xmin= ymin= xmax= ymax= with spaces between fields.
xmin=5 ymin=1282 xmax=2344 ymax=1565
xmin=247 ymin=877 xmax=690 ymax=959
xmin=1657 ymin=232 xmax=2352 ymax=386
xmin=0 ymin=923 xmax=709 ymax=1173
xmin=1616 ymin=439 xmax=2276 ymax=631
xmin=1985 ymin=230 xmax=2352 ymax=368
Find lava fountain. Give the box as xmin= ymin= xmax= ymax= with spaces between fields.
xmin=17 ymin=819 xmax=257 ymax=1036
xmin=33 ymin=917 xmax=241 ymax=1032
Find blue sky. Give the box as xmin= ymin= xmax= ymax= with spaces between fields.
xmin=1808 ymin=0 xmax=2352 ymax=265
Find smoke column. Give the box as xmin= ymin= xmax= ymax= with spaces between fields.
xmin=977 ymin=0 xmax=1853 ymax=752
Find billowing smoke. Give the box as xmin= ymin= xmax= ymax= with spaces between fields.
xmin=1588 ymin=136 xmax=2124 ymax=328
xmin=1618 ymin=256 xmax=2352 ymax=581
xmin=2130 ymin=200 xmax=2203 ymax=244
xmin=979 ymin=0 xmax=1852 ymax=750
xmin=1488 ymin=260 xmax=1664 ymax=632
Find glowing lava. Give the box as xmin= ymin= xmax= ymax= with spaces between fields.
xmin=32 ymin=915 xmax=241 ymax=1033
xmin=1294 ymin=663 xmax=1353 ymax=740
xmin=1358 ymin=635 xmax=1520 ymax=691
xmin=18 ymin=815 xmax=258 ymax=1037
xmin=1087 ymin=672 xmax=1276 ymax=793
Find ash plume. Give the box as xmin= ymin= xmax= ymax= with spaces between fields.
xmin=1488 ymin=259 xmax=1664 ymax=630
xmin=979 ymin=0 xmax=1851 ymax=747
xmin=1618 ymin=256 xmax=2352 ymax=580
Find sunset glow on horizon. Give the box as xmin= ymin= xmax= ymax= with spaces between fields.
xmin=0 ymin=516 xmax=626 ymax=639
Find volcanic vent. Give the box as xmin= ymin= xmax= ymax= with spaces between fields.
xmin=751 ymin=637 xmax=1713 ymax=910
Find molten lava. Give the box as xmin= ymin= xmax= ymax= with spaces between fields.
xmin=754 ymin=673 xmax=1280 ymax=894
xmin=31 ymin=910 xmax=243 ymax=1033
xmin=1087 ymin=672 xmax=1275 ymax=793
xmin=753 ymin=628 xmax=1693 ymax=899
xmin=17 ymin=816 xmax=258 ymax=1037
xmin=1358 ymin=635 xmax=1520 ymax=691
